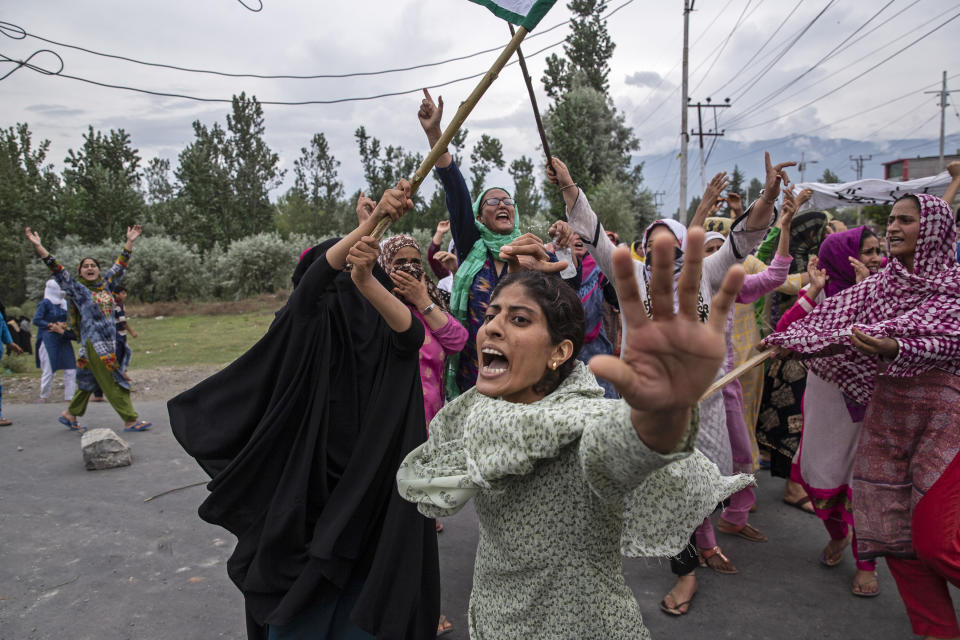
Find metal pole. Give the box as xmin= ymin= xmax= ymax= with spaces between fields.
xmin=679 ymin=0 xmax=691 ymax=222
xmin=939 ymin=70 xmax=947 ymax=171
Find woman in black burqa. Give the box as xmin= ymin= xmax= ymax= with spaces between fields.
xmin=168 ymin=181 xmax=440 ymax=640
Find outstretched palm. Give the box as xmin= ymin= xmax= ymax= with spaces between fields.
xmin=590 ymin=230 xmax=743 ymax=412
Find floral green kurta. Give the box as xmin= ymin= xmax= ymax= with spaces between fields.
xmin=398 ymin=362 xmax=753 ymax=639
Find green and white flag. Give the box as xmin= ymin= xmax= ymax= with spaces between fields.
xmin=467 ymin=0 xmax=558 ymax=30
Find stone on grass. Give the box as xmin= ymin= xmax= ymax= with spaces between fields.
xmin=81 ymin=428 xmax=132 ymax=470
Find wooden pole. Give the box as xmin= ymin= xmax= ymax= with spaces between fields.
xmin=371 ymin=25 xmax=530 ymax=240
xmin=699 ymin=349 xmax=773 ymax=402
xmin=507 ymin=23 xmax=554 ymax=173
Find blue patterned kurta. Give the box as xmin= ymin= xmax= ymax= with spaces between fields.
xmin=42 ymin=249 xmax=130 ymax=391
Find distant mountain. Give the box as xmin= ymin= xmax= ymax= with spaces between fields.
xmin=634 ymin=134 xmax=959 ymax=218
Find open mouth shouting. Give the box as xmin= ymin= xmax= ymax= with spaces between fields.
xmin=480 ymin=345 xmax=510 ymax=378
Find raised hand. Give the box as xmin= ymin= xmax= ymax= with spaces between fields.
xmin=356 ymin=191 xmax=377 ymax=225
xmin=126 ymin=225 xmax=143 ymax=243
xmin=418 ymin=88 xmax=444 ymax=135
xmin=590 ymin=229 xmax=743 ymax=411
xmin=371 ymin=180 xmax=414 ymax=223
xmin=806 ymin=255 xmax=827 ymax=291
xmin=546 ymin=156 xmax=574 ymax=189
xmin=704 ymin=172 xmax=730 ymax=205
xmin=548 ymin=220 xmax=575 ymax=249
xmin=24 ymin=227 xmax=49 ymax=258
xmin=763 ymin=151 xmax=797 ymax=202
xmin=795 ymin=188 xmax=813 ymax=207
xmin=725 ymin=191 xmax=744 ymax=218
xmin=348 ymin=236 xmax=381 ymax=284
xmin=435 ymin=219 xmax=450 ymax=236
xmin=849 ymin=256 xmax=871 ymax=283
xmin=499 ymin=233 xmax=568 ymax=274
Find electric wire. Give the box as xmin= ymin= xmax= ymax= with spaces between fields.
xmin=724 ymin=1 xmax=957 ymax=128
xmin=0 ymin=0 xmax=636 ymax=81
xmin=0 ymin=36 xmax=566 ymax=105
xmin=728 ymin=10 xmax=960 ymax=132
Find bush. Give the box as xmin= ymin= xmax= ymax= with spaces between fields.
xmin=213 ymin=232 xmax=314 ymax=299
xmin=122 ymin=235 xmax=207 ymax=302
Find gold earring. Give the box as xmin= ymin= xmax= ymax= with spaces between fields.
xmin=550 ymin=361 xmax=558 ymax=370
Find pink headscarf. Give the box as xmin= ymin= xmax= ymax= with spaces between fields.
xmin=764 ymin=194 xmax=960 ymax=404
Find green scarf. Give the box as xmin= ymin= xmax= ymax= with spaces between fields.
xmin=446 ymin=187 xmax=521 ymax=398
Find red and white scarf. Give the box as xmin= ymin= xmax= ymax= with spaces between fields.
xmin=764 ymin=194 xmax=960 ymax=404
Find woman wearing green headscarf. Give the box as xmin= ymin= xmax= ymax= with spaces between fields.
xmin=418 ymin=89 xmax=524 ymax=395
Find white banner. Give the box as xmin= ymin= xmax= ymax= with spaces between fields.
xmin=791 ymin=171 xmax=954 ymax=211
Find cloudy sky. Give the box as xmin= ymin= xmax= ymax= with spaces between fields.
xmin=2 ymin=0 xmax=957 ymax=212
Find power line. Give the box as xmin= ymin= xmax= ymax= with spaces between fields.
xmin=0 ymin=1 xmax=638 ymax=81
xmin=0 ymin=36 xmax=567 ymax=105
xmin=724 ymin=0 xmax=895 ymax=126
xmin=689 ymin=0 xmax=763 ymax=95
xmin=725 ymin=0 xmax=836 ymax=104
xmin=707 ymin=0 xmax=805 ymax=95
xmin=724 ymin=1 xmax=956 ymax=128
xmin=727 ymin=9 xmax=960 ymax=132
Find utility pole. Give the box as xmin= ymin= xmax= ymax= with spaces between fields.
xmin=679 ymin=0 xmax=693 ymax=223
xmin=924 ymin=71 xmax=954 ymax=171
xmin=850 ymin=154 xmax=872 ymax=225
xmin=653 ymin=190 xmax=666 ymax=214
xmin=688 ymin=97 xmax=731 ymax=192
xmin=798 ymin=151 xmax=818 ymax=183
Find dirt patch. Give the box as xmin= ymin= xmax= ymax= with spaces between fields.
xmin=128 ymin=292 xmax=288 ymax=318
xmin=3 ymin=364 xmax=225 ymax=405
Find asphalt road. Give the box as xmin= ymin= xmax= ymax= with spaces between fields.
xmin=1 ymin=398 xmax=956 ymax=639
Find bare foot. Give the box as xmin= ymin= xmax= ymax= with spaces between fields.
xmin=661 ymin=573 xmax=698 ymax=615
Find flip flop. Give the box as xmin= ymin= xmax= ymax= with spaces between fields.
xmin=852 ymin=572 xmax=880 ymax=598
xmin=58 ymin=416 xmax=84 ymax=431
xmin=782 ymin=495 xmax=815 ymax=514
xmin=819 ymin=535 xmax=851 ymax=567
xmin=436 ymin=615 xmax=453 ymax=636
xmin=717 ymin=519 xmax=769 ymax=542
xmin=123 ymin=421 xmax=152 ymax=432
xmin=659 ymin=592 xmax=695 ymax=616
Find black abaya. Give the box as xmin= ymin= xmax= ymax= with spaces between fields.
xmin=168 ymin=241 xmax=439 ymax=640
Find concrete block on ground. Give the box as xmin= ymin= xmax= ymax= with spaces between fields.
xmin=81 ymin=428 xmax=132 ymax=470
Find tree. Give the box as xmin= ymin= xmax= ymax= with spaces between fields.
xmin=62 ymin=126 xmax=145 ymax=243
xmin=0 ymin=123 xmax=62 ymax=304
xmin=509 ymin=156 xmax=543 ymax=219
xmin=543 ymin=75 xmax=640 ymax=214
xmin=142 ymin=156 xmax=181 ymax=235
xmin=355 ymin=126 xmax=425 ymax=233
xmin=821 ymin=168 xmax=840 ymax=184
xmin=747 ymin=177 xmax=763 ymax=204
xmin=729 ymin=165 xmax=746 ymax=201
xmin=469 ymin=134 xmax=505 ymax=199
xmin=542 ymin=0 xmax=615 ymax=100
xmin=225 ymin=92 xmax=284 ymax=237
xmin=293 ymin=132 xmax=344 ymax=237
xmin=175 ymin=120 xmax=233 ymax=253
xmin=687 ymin=196 xmax=702 ymax=220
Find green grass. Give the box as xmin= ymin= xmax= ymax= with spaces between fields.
xmin=2 ymin=309 xmax=276 ymax=377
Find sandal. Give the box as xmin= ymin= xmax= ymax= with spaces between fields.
xmin=57 ymin=416 xmax=84 ymax=432
xmin=436 ymin=615 xmax=453 ymax=637
xmin=819 ymin=535 xmax=851 ymax=567
xmin=782 ymin=495 xmax=816 ymax=514
xmin=698 ymin=546 xmax=738 ymax=575
xmin=717 ymin=519 xmax=768 ymax=542
xmin=0 ymin=418 xmax=11 ymax=427
xmin=852 ymin=571 xmax=880 ymax=598
xmin=123 ymin=420 xmax=152 ymax=432
xmin=659 ymin=589 xmax=696 ymax=616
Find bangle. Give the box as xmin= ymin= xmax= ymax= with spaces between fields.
xmin=759 ymin=189 xmax=775 ymax=204
xmin=421 ymin=303 xmax=437 ymax=314
xmin=561 ymin=183 xmax=579 ymax=192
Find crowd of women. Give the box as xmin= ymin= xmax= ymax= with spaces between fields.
xmin=12 ymin=87 xmax=955 ymax=638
